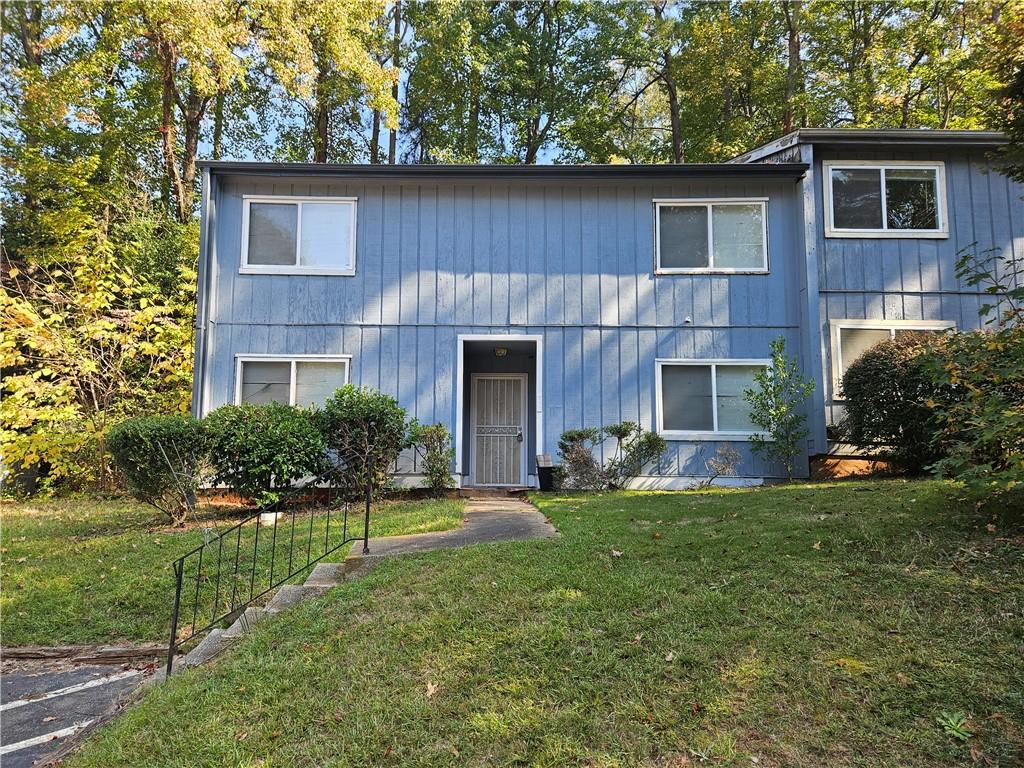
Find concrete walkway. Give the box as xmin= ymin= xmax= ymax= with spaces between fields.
xmin=349 ymin=496 xmax=558 ymax=558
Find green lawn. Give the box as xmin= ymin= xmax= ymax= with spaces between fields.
xmin=64 ymin=480 xmax=1023 ymax=767
xmin=0 ymin=496 xmax=464 ymax=647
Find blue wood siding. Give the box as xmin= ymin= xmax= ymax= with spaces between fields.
xmin=813 ymin=149 xmax=1024 ymax=417
xmin=198 ymin=174 xmax=807 ymax=480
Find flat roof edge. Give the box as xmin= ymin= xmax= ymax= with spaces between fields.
xmin=732 ymin=129 xmax=1008 ymax=163
xmin=199 ymin=161 xmax=808 ymax=179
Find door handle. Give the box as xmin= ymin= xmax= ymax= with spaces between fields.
xmin=516 ymin=431 xmax=524 ymax=443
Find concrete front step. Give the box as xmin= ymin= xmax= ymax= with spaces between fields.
xmin=182 ymin=629 xmax=231 ymax=668
xmin=305 ymin=562 xmax=348 ymax=588
xmin=265 ymin=584 xmax=330 ymax=614
xmin=223 ymin=606 xmax=268 ymax=639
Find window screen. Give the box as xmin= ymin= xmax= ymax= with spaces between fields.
xmin=240 ymin=361 xmax=291 ymax=404
xmin=715 ymin=365 xmax=760 ymax=432
xmin=661 ymin=365 xmax=714 ymax=431
xmin=829 ymin=165 xmax=942 ymax=233
xmin=658 ymin=205 xmax=708 ymax=269
xmin=295 ymin=361 xmax=347 ymax=407
xmin=712 ymin=204 xmax=764 ymax=269
xmin=838 ymin=328 xmax=891 ymax=379
xmin=247 ymin=203 xmax=298 ymax=266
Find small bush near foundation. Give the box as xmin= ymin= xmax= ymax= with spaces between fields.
xmin=839 ymin=332 xmax=946 ymax=474
xmin=205 ymin=403 xmax=328 ymax=510
xmin=320 ymin=385 xmax=412 ymax=498
xmin=106 ymin=414 xmax=207 ymax=525
xmin=557 ymin=428 xmax=605 ymax=490
xmin=603 ymin=421 xmax=667 ymax=489
xmin=412 ymin=422 xmax=455 ymax=492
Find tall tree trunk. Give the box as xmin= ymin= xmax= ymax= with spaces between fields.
xmin=155 ymin=38 xmax=188 ymax=222
xmin=388 ymin=0 xmax=401 ymax=164
xmin=662 ymin=57 xmax=683 ymax=163
xmin=370 ymin=109 xmax=381 ymax=163
xmin=782 ymin=0 xmax=802 ymax=133
xmin=212 ymin=91 xmax=225 ymax=160
xmin=313 ymin=65 xmax=329 ymax=163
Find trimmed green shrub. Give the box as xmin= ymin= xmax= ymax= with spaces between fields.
xmin=839 ymin=332 xmax=946 ymax=474
xmin=106 ymin=414 xmax=207 ymax=525
xmin=411 ymin=422 xmax=455 ymax=493
xmin=204 ymin=403 xmax=328 ymax=510
xmin=320 ymin=385 xmax=412 ymax=498
xmin=557 ymin=428 xmax=605 ymax=490
xmin=603 ymin=421 xmax=667 ymax=489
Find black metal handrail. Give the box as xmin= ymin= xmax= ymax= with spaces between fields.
xmin=166 ymin=492 xmax=370 ymax=677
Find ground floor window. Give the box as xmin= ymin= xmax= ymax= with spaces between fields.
xmin=656 ymin=359 xmax=768 ymax=439
xmin=235 ymin=355 xmax=350 ymax=407
xmin=830 ymin=320 xmax=955 ymax=388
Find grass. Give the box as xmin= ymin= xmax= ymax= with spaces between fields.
xmin=0 ymin=496 xmax=464 ymax=647
xmin=63 ymin=479 xmax=1024 ymax=767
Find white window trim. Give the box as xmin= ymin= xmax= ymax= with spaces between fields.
xmin=823 ymin=161 xmax=948 ymax=239
xmin=655 ymin=358 xmax=770 ymax=440
xmin=240 ymin=195 xmax=358 ymax=276
xmin=653 ymin=198 xmax=769 ymax=274
xmin=234 ymin=354 xmax=352 ymax=406
xmin=829 ymin=319 xmax=956 ymax=392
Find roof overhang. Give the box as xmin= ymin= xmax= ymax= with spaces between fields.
xmin=730 ymin=128 xmax=1008 ymax=164
xmin=198 ymin=160 xmax=808 ymax=180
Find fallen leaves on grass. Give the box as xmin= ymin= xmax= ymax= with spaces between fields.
xmin=426 ymin=681 xmax=439 ymax=699
xmin=611 ymin=549 xmax=623 ymax=558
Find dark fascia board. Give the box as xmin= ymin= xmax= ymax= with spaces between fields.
xmin=730 ymin=128 xmax=1008 ymax=164
xmin=199 ymin=160 xmax=808 ymax=180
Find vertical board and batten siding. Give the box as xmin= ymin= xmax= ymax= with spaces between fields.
xmin=202 ymin=173 xmax=806 ymax=480
xmin=813 ymin=149 xmax=1024 ymax=415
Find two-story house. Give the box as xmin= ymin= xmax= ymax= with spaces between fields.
xmin=190 ymin=129 xmax=1021 ymax=488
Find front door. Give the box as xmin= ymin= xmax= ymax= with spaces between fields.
xmin=471 ymin=374 xmax=526 ymax=486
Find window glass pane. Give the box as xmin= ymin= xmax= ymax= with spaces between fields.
xmin=241 ymin=361 xmax=291 ymax=404
xmin=247 ymin=203 xmax=297 ymax=265
xmin=716 ymin=365 xmax=762 ymax=431
xmin=712 ymin=204 xmax=764 ymax=269
xmin=659 ymin=206 xmax=708 ymax=269
xmin=839 ymin=328 xmax=891 ymax=377
xmin=885 ymin=169 xmax=938 ymax=230
xmin=661 ymin=365 xmax=713 ymax=431
xmin=295 ymin=361 xmax=347 ymax=407
xmin=831 ymin=168 xmax=883 ymax=229
xmin=300 ymin=202 xmax=354 ymax=269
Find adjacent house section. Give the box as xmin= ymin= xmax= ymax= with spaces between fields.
xmin=734 ymin=129 xmax=1022 ymax=452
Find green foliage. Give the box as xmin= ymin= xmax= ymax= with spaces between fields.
xmin=745 ymin=337 xmax=815 ymax=480
xmin=925 ymin=326 xmax=1024 ymax=499
xmin=603 ymin=421 xmax=668 ymax=489
xmin=411 ymin=422 xmax=455 ymax=493
xmin=204 ymin=403 xmax=328 ymax=510
xmin=106 ymin=415 xmax=207 ymax=524
xmin=320 ymin=384 xmax=412 ymax=498
xmin=839 ymin=333 xmax=949 ymax=474
xmin=557 ymin=427 xmax=605 ymax=490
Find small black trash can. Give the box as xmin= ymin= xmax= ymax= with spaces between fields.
xmin=536 ymin=454 xmax=555 ymax=491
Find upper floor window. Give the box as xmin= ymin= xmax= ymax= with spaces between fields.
xmin=241 ymin=196 xmax=357 ymax=275
xmin=235 ymin=355 xmax=351 ymax=407
xmin=824 ymin=162 xmax=947 ymax=238
xmin=654 ymin=199 xmax=768 ymax=274
xmin=830 ymin=320 xmax=955 ymax=390
xmin=656 ymin=359 xmax=769 ymax=439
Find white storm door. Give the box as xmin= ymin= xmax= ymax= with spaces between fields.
xmin=471 ymin=374 xmax=527 ymax=486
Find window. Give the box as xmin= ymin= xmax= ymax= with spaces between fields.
xmin=656 ymin=360 xmax=769 ymax=439
xmin=830 ymin=320 xmax=955 ymax=389
xmin=235 ymin=355 xmax=351 ymax=407
xmin=824 ymin=162 xmax=947 ymax=238
xmin=241 ymin=196 xmax=357 ymax=275
xmin=654 ymin=199 xmax=768 ymax=273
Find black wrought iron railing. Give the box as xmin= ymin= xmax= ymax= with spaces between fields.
xmin=166 ymin=495 xmax=369 ymax=677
